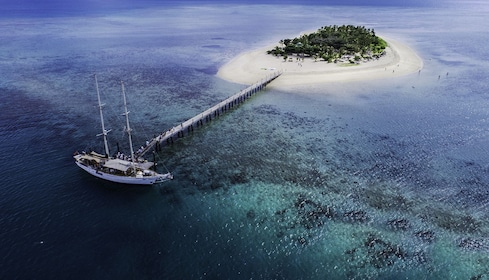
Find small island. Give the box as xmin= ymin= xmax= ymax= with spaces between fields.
xmin=217 ymin=27 xmax=423 ymax=89
xmin=267 ymin=25 xmax=387 ymax=64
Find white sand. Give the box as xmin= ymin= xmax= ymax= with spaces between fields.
xmin=216 ymin=36 xmax=423 ymax=91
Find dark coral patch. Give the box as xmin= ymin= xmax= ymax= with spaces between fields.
xmin=294 ymin=195 xmax=336 ymax=229
xmin=387 ymin=218 xmax=410 ymax=231
xmin=414 ymin=230 xmax=436 ymax=243
xmin=343 ymin=210 xmax=369 ymax=223
xmin=246 ymin=209 xmax=256 ymax=219
xmin=346 ymin=233 xmax=406 ymax=269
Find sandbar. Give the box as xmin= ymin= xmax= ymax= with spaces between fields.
xmin=217 ymin=36 xmax=423 ymax=91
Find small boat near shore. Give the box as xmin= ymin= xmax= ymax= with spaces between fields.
xmin=74 ymin=75 xmax=173 ymax=185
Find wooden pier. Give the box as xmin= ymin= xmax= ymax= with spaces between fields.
xmin=137 ymin=71 xmax=282 ymax=157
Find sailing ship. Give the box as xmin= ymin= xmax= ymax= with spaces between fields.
xmin=74 ymin=75 xmax=173 ymax=185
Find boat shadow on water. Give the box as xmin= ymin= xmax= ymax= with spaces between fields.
xmin=79 ymin=171 xmax=183 ymax=205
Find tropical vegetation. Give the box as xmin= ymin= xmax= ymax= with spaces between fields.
xmin=267 ymin=25 xmax=387 ymax=63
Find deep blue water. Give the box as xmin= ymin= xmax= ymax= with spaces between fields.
xmin=2 ymin=1 xmax=489 ymax=279
xmin=1 ymin=0 xmax=443 ymax=18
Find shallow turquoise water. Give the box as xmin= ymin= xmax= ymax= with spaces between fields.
xmin=1 ymin=2 xmax=489 ymax=279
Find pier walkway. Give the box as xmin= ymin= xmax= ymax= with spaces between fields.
xmin=137 ymin=71 xmax=282 ymax=158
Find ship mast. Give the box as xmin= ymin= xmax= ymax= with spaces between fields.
xmin=95 ymin=74 xmax=111 ymax=157
xmin=121 ymin=81 xmax=136 ymax=168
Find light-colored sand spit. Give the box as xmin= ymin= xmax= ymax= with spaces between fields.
xmin=217 ymin=36 xmax=423 ymax=91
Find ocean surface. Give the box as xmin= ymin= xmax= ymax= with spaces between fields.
xmin=1 ymin=1 xmax=489 ymax=279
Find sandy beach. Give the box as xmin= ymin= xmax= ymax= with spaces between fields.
xmin=217 ymin=36 xmax=423 ymax=91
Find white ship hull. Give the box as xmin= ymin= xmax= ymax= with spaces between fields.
xmin=75 ymin=156 xmax=172 ymax=185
